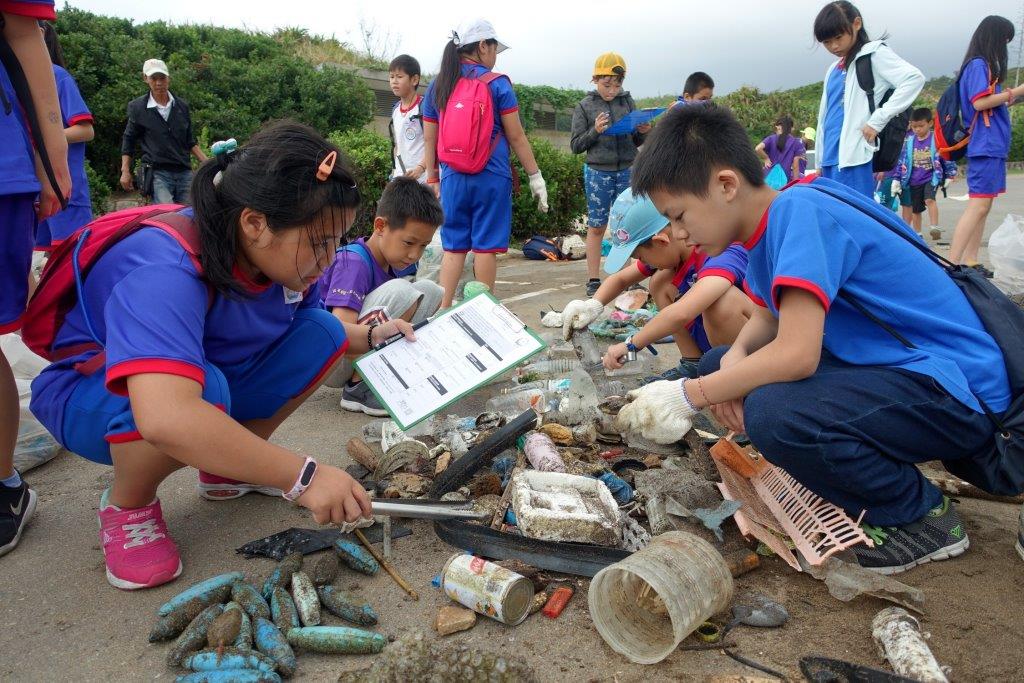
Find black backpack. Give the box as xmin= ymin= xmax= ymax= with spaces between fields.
xmin=809 ymin=180 xmax=1024 ymax=495
xmin=854 ymin=52 xmax=913 ymax=173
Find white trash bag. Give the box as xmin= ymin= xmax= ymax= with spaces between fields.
xmin=1 ymin=334 xmax=63 ymax=472
xmin=989 ymin=214 xmax=1024 ymax=295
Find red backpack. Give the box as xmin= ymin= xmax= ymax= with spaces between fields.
xmin=22 ymin=204 xmax=203 ymax=375
xmin=437 ymin=71 xmax=506 ymax=174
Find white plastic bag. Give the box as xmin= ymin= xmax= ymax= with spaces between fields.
xmin=1 ymin=335 xmax=63 ymax=471
xmin=989 ymin=214 xmax=1024 ymax=295
xmin=417 ymin=231 xmax=444 ymax=283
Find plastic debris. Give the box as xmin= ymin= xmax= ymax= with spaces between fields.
xmin=620 ymin=514 xmax=652 ymax=552
xmin=541 ymin=585 xmax=574 ymax=619
xmin=337 ymin=631 xmax=538 ymax=682
xmin=597 ymin=472 xmax=634 ymax=505
xmin=635 ymin=469 xmax=720 ymax=535
xmin=510 ymin=471 xmax=622 ymax=546
xmin=872 ymin=608 xmax=949 ymax=682
xmin=800 ymin=656 xmax=919 ymax=683
xmin=803 ymin=556 xmax=926 ymax=614
xmin=435 ymin=605 xmax=477 ymax=635
xmin=521 ymin=432 xmax=566 ymax=473
xmin=491 ymin=454 xmax=517 ymax=487
xmin=664 ymin=498 xmax=743 ymax=541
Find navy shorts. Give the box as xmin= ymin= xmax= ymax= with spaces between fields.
xmin=56 ymin=308 xmax=346 ymax=465
xmin=584 ymin=165 xmax=632 ymax=228
xmin=35 ymin=204 xmax=93 ymax=250
xmin=440 ymin=171 xmax=513 ymax=253
xmin=966 ymin=156 xmax=1006 ymax=198
xmin=0 ymin=193 xmax=36 ymax=333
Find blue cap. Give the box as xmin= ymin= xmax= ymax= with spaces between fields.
xmin=603 ymin=189 xmax=670 ymax=274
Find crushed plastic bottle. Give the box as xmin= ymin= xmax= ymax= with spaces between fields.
xmin=538 ymin=330 xmax=578 ymax=361
xmin=553 ymin=369 xmax=601 ymax=426
xmin=516 ymin=358 xmax=580 ymax=382
xmin=485 ymin=389 xmax=559 ymax=416
xmin=500 ymin=377 xmax=572 ymax=395
xmin=570 ymin=330 xmax=604 ymax=374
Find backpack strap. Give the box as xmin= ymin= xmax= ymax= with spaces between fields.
xmin=854 ymin=53 xmax=876 ymax=113
xmin=0 ymin=19 xmax=67 ymax=209
xmin=339 ymin=241 xmax=375 ymax=270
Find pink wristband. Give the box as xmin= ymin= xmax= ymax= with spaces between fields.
xmin=283 ymin=456 xmax=318 ymax=502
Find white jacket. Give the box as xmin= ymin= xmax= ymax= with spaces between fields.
xmin=815 ymin=40 xmax=924 ymax=170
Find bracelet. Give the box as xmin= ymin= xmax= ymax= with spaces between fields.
xmin=426 ymin=177 xmax=439 ymax=184
xmin=283 ymin=456 xmax=318 ymax=502
xmin=367 ymin=321 xmax=380 ymax=348
xmin=696 ymin=375 xmax=712 ymax=406
xmin=680 ymin=380 xmax=699 ymax=412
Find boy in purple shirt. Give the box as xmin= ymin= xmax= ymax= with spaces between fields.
xmin=894 ymin=108 xmax=957 ymax=238
xmin=320 ymin=177 xmax=444 ymax=415
xmin=622 ymin=103 xmax=1011 ymax=575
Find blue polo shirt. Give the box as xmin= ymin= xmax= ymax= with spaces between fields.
xmin=819 ymin=63 xmax=846 ymax=168
xmin=53 ymin=64 xmax=92 ymax=207
xmin=30 ymin=207 xmax=340 ymax=437
xmin=638 ymin=244 xmax=748 ymax=294
xmin=421 ymin=61 xmax=518 ymax=181
xmin=743 ymin=176 xmax=1010 ymax=413
xmin=960 ymin=57 xmax=1010 ymax=159
xmin=0 ymin=0 xmax=57 ymax=196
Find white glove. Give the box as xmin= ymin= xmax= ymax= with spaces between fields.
xmin=529 ymin=171 xmax=549 ymax=213
xmin=890 ymin=179 xmax=902 ymax=196
xmin=561 ymin=298 xmax=605 ymax=340
xmin=615 ymin=379 xmax=696 ymax=444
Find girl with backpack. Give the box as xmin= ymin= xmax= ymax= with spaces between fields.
xmin=26 ymin=122 xmax=413 ymax=590
xmin=947 ymin=15 xmax=1024 ymax=273
xmin=420 ymin=18 xmax=549 ymax=308
xmin=755 ymin=115 xmax=806 ymax=183
xmin=813 ymin=1 xmax=924 ymax=197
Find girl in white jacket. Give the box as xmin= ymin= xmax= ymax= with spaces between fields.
xmin=813 ymin=2 xmax=924 ymax=197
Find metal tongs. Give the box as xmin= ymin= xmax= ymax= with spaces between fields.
xmin=370 ymin=498 xmax=491 ymax=521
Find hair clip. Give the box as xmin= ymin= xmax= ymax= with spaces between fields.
xmin=450 ymin=30 xmax=460 ymax=46
xmin=316 ymin=150 xmax=337 ymax=182
xmin=211 ymin=138 xmax=238 ymax=157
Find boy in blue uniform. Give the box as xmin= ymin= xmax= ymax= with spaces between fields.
xmin=561 ymin=189 xmax=751 ymax=381
xmin=621 ymin=103 xmax=1011 ymax=575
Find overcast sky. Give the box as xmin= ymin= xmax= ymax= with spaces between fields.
xmin=73 ymin=0 xmax=1024 ymax=97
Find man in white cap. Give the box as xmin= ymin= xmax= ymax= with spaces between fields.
xmin=120 ymin=58 xmax=206 ymax=203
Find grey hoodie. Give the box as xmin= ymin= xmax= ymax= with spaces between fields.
xmin=570 ymin=90 xmax=647 ymax=171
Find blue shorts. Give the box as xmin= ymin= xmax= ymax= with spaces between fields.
xmin=57 ymin=308 xmax=346 ymax=465
xmin=35 ymin=204 xmax=93 ymax=249
xmin=820 ymin=162 xmax=874 ymax=199
xmin=584 ymin=165 xmax=632 ymax=228
xmin=688 ymin=316 xmax=712 ymax=354
xmin=0 ymin=193 xmax=36 ymax=333
xmin=440 ymin=172 xmax=513 ymax=253
xmin=966 ymin=156 xmax=1006 ymax=198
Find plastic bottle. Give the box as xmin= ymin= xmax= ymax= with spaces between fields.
xmin=500 ymin=377 xmax=572 ymax=395
xmin=485 ymin=389 xmax=558 ymax=416
xmin=588 ymin=531 xmax=734 ymax=665
xmin=521 ymin=432 xmax=566 ymax=472
xmin=553 ymin=368 xmax=600 ymax=426
xmin=539 ymin=331 xmax=579 ymax=361
xmin=570 ymin=330 xmax=604 ymax=373
xmin=516 ymin=358 xmax=580 ymax=381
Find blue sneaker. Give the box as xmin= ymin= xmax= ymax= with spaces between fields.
xmin=854 ymin=497 xmax=969 ymax=575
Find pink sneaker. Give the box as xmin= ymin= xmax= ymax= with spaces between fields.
xmin=197 ymin=471 xmax=282 ymax=500
xmin=98 ymin=490 xmax=182 ymax=590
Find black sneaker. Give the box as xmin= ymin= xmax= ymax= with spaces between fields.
xmin=642 ymin=358 xmax=701 ymax=385
xmin=0 ymin=476 xmax=38 ymax=557
xmin=339 ymin=381 xmax=389 ymax=417
xmin=854 ymin=497 xmax=969 ymax=575
xmin=586 ymin=279 xmax=601 ymax=297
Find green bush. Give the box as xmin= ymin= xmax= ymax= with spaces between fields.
xmin=512 ymin=137 xmax=585 ymax=241
xmin=55 ymin=8 xmax=375 ymax=187
xmin=329 ymin=130 xmax=585 ymax=243
xmin=84 ymin=159 xmax=111 ymax=216
xmin=329 ymin=128 xmax=392 ymax=235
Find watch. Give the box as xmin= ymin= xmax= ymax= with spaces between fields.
xmin=625 ymin=335 xmax=639 ymax=353
xmin=283 ymin=457 xmax=318 ymax=501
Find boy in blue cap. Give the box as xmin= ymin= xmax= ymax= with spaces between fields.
xmin=561 ymin=189 xmax=751 ymax=380
xmin=619 ymin=103 xmax=1011 ymax=575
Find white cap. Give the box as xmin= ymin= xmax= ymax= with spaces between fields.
xmin=452 ymin=19 xmax=508 ymax=53
xmin=143 ymin=59 xmax=169 ymax=77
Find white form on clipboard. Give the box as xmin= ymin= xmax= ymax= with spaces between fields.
xmin=353 ymin=292 xmax=547 ymax=430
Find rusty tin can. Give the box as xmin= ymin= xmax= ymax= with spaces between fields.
xmin=441 ymin=554 xmax=534 ymax=625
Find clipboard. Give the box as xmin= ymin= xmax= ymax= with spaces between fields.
xmin=353 ymin=292 xmax=548 ymax=431
xmin=601 ymin=107 xmax=666 ymax=136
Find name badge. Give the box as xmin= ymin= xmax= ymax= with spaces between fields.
xmin=283 ymin=287 xmax=304 ymax=305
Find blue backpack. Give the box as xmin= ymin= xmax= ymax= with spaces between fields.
xmin=522 ymin=235 xmax=563 ymax=261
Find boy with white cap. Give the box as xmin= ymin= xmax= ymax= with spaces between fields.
xmin=120 ymin=58 xmax=207 ymax=203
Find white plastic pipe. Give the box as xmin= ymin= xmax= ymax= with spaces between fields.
xmin=871 ymin=607 xmax=949 ymax=683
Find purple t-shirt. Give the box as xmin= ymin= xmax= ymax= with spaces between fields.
xmin=762 ymin=135 xmax=807 ymax=182
xmin=909 ymin=135 xmax=934 ymax=186
xmin=30 ymin=207 xmax=334 ymax=440
xmin=960 ymin=57 xmax=1010 ymax=158
xmin=319 ymin=237 xmax=394 ymax=312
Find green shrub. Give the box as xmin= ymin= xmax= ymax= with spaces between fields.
xmin=84 ymin=159 xmax=111 ymax=216
xmin=330 ymin=130 xmax=585 ymax=243
xmin=55 ymin=8 xmax=375 ymax=187
xmin=329 ymin=128 xmax=392 ymax=235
